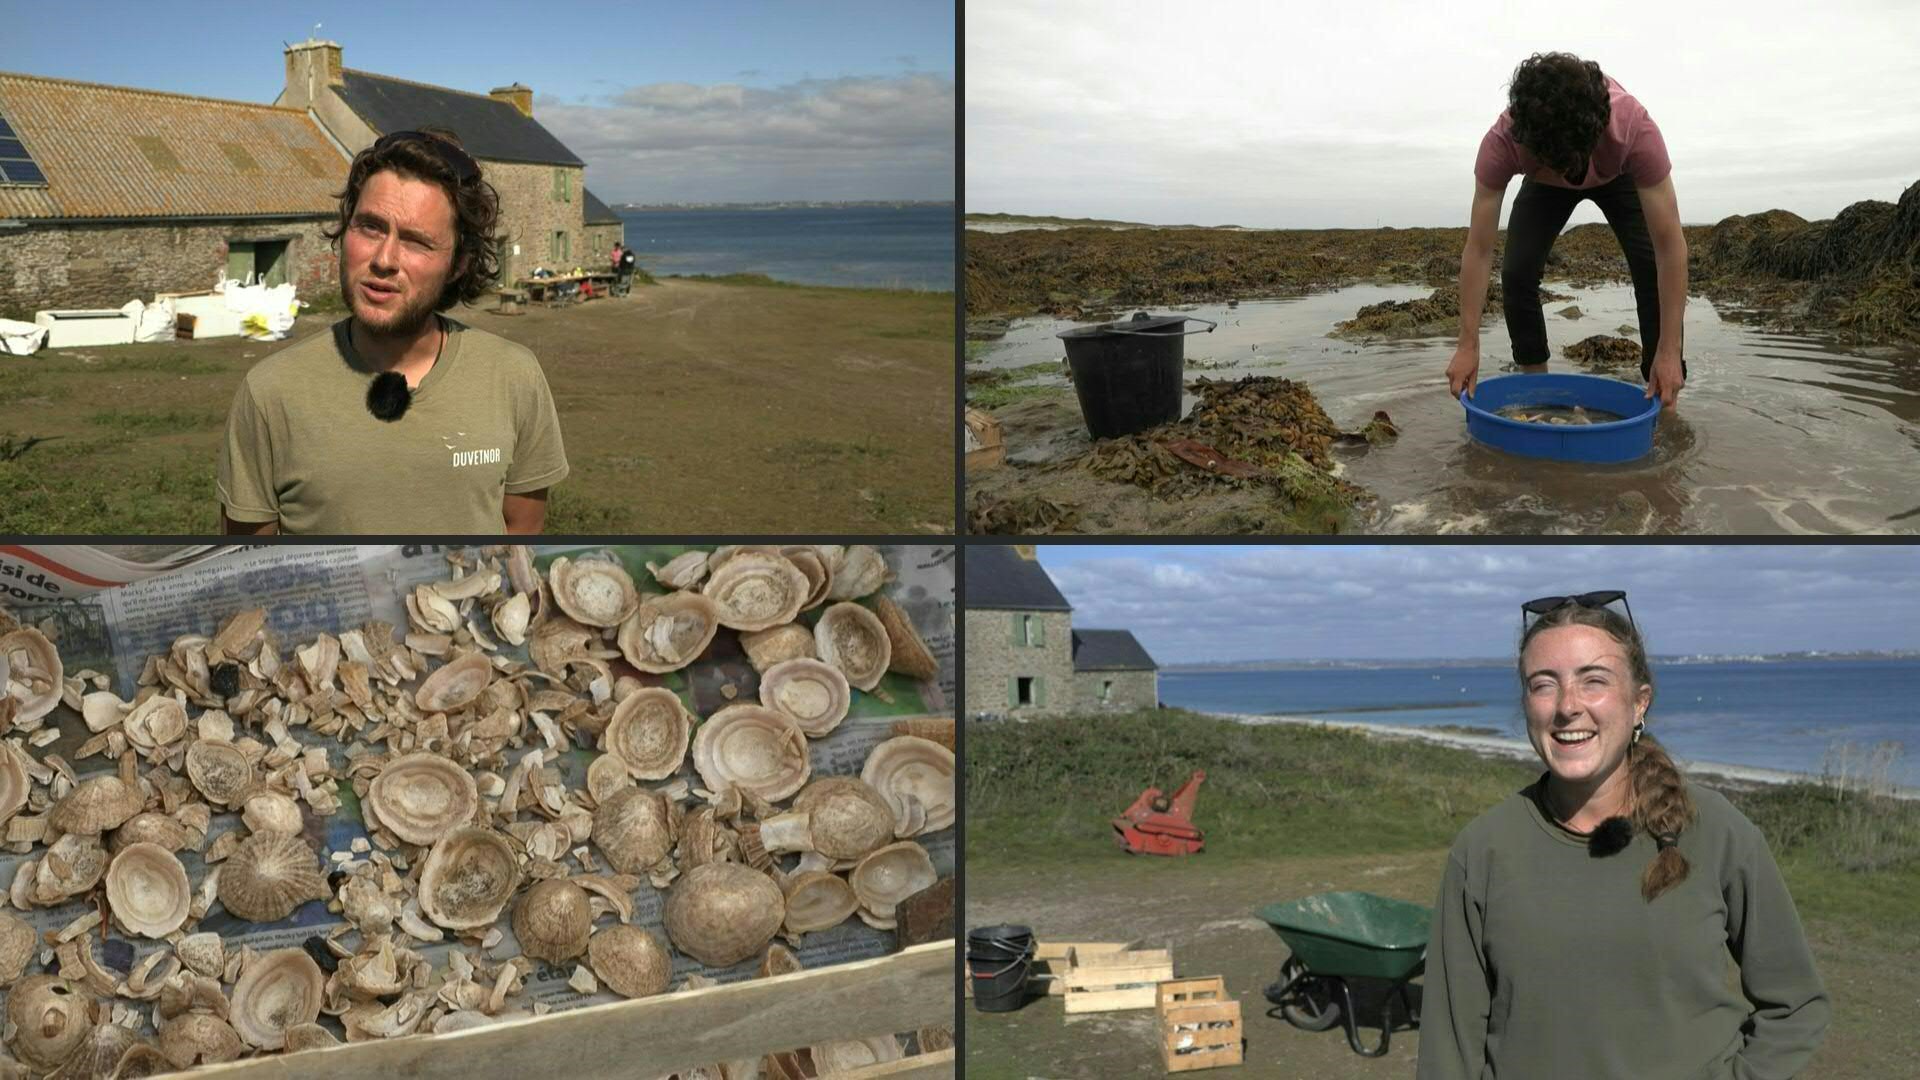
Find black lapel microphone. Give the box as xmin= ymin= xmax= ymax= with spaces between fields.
xmin=366 ymin=371 xmax=412 ymax=421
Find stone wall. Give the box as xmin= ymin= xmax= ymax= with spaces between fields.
xmin=1073 ymin=670 xmax=1159 ymax=713
xmin=481 ymin=160 xmax=585 ymax=286
xmin=0 ymin=217 xmax=336 ymax=322
xmin=582 ymin=223 xmax=626 ymax=271
xmin=964 ymin=609 xmax=1074 ymax=720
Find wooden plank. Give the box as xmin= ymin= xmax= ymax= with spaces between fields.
xmin=1162 ymin=999 xmax=1243 ymax=1073
xmin=1158 ymin=976 xmax=1228 ymax=1010
xmin=1032 ymin=940 xmax=1132 ymax=961
xmin=1063 ymin=984 xmax=1160 ymax=1013
xmin=1072 ymin=947 xmax=1171 ymax=969
xmin=838 ymin=1047 xmax=956 ymax=1079
xmin=188 ymin=941 xmax=952 ymax=1080
xmin=1061 ymin=962 xmax=1174 ymax=989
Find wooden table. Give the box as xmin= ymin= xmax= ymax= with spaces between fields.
xmin=517 ymin=273 xmax=621 ymax=306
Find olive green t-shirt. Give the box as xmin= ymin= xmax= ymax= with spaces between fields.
xmin=1416 ymin=777 xmax=1829 ymax=1080
xmin=217 ymin=317 xmax=568 ymax=534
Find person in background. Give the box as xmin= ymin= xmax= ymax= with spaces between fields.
xmin=617 ymin=244 xmax=638 ymax=295
xmin=1416 ymin=592 xmax=1830 ymax=1079
xmin=1445 ymin=52 xmax=1688 ymax=408
xmin=611 ymin=241 xmax=624 ymax=274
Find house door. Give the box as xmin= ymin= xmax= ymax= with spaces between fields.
xmin=225 ymin=240 xmax=289 ymax=286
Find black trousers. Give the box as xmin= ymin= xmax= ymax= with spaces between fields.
xmin=1501 ymin=173 xmax=1674 ymax=379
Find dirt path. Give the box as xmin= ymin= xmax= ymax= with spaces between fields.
xmin=0 ymin=278 xmax=953 ymax=533
xmin=966 ymin=855 xmax=1919 ymax=1079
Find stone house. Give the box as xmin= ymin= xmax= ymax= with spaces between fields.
xmin=277 ymin=40 xmax=622 ymax=287
xmin=0 ymin=70 xmax=349 ymax=320
xmin=964 ymin=545 xmax=1159 ymax=720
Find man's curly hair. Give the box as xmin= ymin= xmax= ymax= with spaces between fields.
xmin=322 ymin=128 xmax=503 ymax=311
xmin=1507 ymin=52 xmax=1611 ymax=181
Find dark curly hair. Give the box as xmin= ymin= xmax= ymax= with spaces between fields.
xmin=322 ymin=128 xmax=503 ymax=311
xmin=1507 ymin=52 xmax=1611 ymax=181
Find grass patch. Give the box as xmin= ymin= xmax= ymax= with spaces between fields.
xmin=58 ymin=355 xmax=225 ymax=376
xmin=968 ymin=381 xmax=1066 ymax=411
xmin=85 ymin=410 xmax=224 ymax=435
xmin=543 ymin=485 xmax=640 ymax=534
xmin=0 ymin=456 xmax=217 ymax=533
xmin=767 ymin=436 xmax=897 ymax=463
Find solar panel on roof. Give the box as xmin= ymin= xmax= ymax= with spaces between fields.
xmin=0 ymin=117 xmax=14 ymax=138
xmin=0 ymin=138 xmax=25 ymax=159
xmin=0 ymin=160 xmax=45 ymax=185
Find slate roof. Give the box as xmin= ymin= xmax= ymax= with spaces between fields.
xmin=1072 ymin=629 xmax=1158 ymax=672
xmin=0 ymin=70 xmax=346 ymax=220
xmin=964 ymin=546 xmax=1071 ymax=612
xmin=334 ymin=70 xmax=584 ymax=167
xmin=583 ymin=187 xmax=619 ymax=225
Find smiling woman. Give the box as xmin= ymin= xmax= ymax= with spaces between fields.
xmin=1416 ymin=594 xmax=1832 ymax=1080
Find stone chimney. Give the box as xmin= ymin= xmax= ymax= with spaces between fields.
xmin=283 ymin=39 xmax=343 ymax=108
xmin=489 ymin=83 xmax=532 ymax=118
xmin=1014 ymin=545 xmax=1037 ymax=561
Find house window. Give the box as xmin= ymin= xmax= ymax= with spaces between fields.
xmin=1016 ymin=677 xmax=1035 ymax=706
xmin=1101 ymin=679 xmax=1114 ymax=703
xmin=551 ymin=230 xmax=570 ymax=262
xmin=553 ymin=167 xmax=571 ymax=203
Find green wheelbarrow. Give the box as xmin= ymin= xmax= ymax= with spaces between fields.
xmin=1257 ymin=892 xmax=1430 ymax=1057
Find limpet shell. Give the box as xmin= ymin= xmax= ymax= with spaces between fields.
xmin=229 ymin=948 xmax=324 ymax=1050
xmin=218 ymin=832 xmax=328 ymax=922
xmin=849 ymin=841 xmax=937 ymax=930
xmin=703 ymin=553 xmax=810 ymax=632
xmin=414 ymin=653 xmax=494 ymax=713
xmin=185 ymin=739 xmax=255 ymax=808
xmin=860 ymin=735 xmax=955 ymax=837
xmin=105 ymin=843 xmax=192 ymax=938
xmin=0 ymin=628 xmax=63 ymax=726
xmin=758 ymin=658 xmax=851 ymax=737
xmin=602 ymin=688 xmax=692 ymax=780
xmin=691 ymin=705 xmax=811 ymax=803
xmin=662 ymin=863 xmax=785 ymax=968
xmin=780 ymin=870 xmax=858 ymax=937
xmin=157 ymin=1011 xmax=244 ymax=1069
xmin=0 ymin=911 xmax=35 ymax=986
xmin=48 ymin=775 xmax=144 ymax=836
xmin=241 ymin=792 xmax=305 ymax=837
xmin=591 ymin=787 xmax=675 ymax=875
xmin=616 ymin=592 xmax=721 ymax=674
xmin=825 ymin=546 xmax=890 ymax=601
xmin=5 ymin=974 xmax=94 ymax=1070
xmin=45 ymin=1018 xmax=140 ymax=1080
xmin=512 ymin=878 xmax=592 ymax=965
xmin=366 ymin=752 xmax=479 ymax=845
xmin=587 ymin=924 xmax=673 ymax=999
xmin=549 ymin=557 xmax=641 ymax=628
xmin=417 ymin=826 xmax=520 ymax=931
xmin=774 ymin=777 xmax=896 ymax=862
xmin=814 ymin=602 xmax=891 ymax=692
xmin=738 ymin=623 xmax=816 ymax=673
xmin=123 ymin=694 xmax=190 ymax=752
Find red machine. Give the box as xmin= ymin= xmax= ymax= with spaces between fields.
xmin=1112 ymin=770 xmax=1206 ymax=856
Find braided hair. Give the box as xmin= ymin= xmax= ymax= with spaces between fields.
xmin=1520 ymin=602 xmax=1696 ymax=900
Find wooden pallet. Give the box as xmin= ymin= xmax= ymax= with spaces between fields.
xmin=1031 ymin=940 xmax=1135 ymax=996
xmin=1159 ymin=977 xmax=1243 ymax=1073
xmin=1061 ymin=947 xmax=1174 ymax=1014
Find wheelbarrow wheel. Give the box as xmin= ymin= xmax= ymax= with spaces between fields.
xmin=1266 ymin=957 xmax=1343 ymax=1032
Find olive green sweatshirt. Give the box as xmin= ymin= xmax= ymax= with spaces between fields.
xmin=1416 ymin=777 xmax=1829 ymax=1080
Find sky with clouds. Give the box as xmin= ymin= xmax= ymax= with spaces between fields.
xmin=3 ymin=0 xmax=954 ymax=203
xmin=1033 ymin=545 xmax=1920 ymax=664
xmin=966 ymin=0 xmax=1920 ymax=228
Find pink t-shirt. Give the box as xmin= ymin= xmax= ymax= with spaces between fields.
xmin=1474 ymin=77 xmax=1671 ymax=191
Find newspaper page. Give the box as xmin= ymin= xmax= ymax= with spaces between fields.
xmin=1 ymin=543 xmax=953 ymax=1036
xmin=0 ymin=545 xmax=238 ymax=605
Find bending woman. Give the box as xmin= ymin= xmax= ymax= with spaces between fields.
xmin=1416 ymin=593 xmax=1830 ymax=1079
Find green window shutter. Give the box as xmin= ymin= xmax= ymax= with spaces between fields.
xmin=1034 ymin=676 xmax=1046 ymax=708
xmin=1032 ymin=617 xmax=1045 ymax=647
xmin=1007 ymin=676 xmax=1018 ymax=708
xmin=563 ymin=170 xmax=571 ymax=202
xmin=226 ymin=240 xmax=254 ymax=283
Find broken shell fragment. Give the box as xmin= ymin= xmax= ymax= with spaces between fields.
xmin=490 ymin=592 xmax=532 ymax=647
xmin=647 ymin=550 xmax=710 ymax=591
xmin=218 ymin=832 xmax=328 ymax=922
xmin=48 ymin=775 xmax=144 ymax=836
xmin=174 ymin=932 xmax=225 ymax=979
xmin=0 ymin=628 xmax=64 ymax=727
xmin=860 ymin=735 xmax=955 ymax=837
xmin=587 ymin=924 xmax=673 ymax=999
xmin=417 ymin=827 xmax=521 ymax=931
xmin=413 ymin=652 xmax=494 ymax=714
xmin=591 ymin=787 xmax=675 ymax=876
xmin=703 ymin=552 xmax=810 ymax=632
xmin=549 ymin=557 xmax=641 ymax=628
xmin=110 ymin=812 xmax=195 ymax=855
xmin=366 ymin=752 xmax=479 ymax=846
xmin=601 ymin=688 xmax=693 ymax=780
xmin=662 ymin=862 xmax=786 ymax=968
xmin=758 ymin=658 xmax=851 ymax=737
xmin=105 ymin=843 xmax=192 ymax=938
xmin=512 ymin=878 xmax=593 ymax=965
xmin=849 ymin=841 xmax=937 ymax=930
xmin=825 ymin=546 xmax=890 ymax=601
xmin=691 ymin=705 xmax=811 ymax=803
xmin=873 ymin=595 xmax=938 ymax=681
xmin=5 ymin=975 xmax=95 ymax=1071
xmin=157 ymin=1012 xmax=245 ymax=1069
xmin=123 ymin=695 xmax=189 ymax=753
xmin=184 ymin=739 xmax=254 ymax=808
xmin=781 ymin=547 xmax=832 ymax=611
xmin=0 ymin=911 xmax=34 ymax=986
xmin=280 ymin=1022 xmax=340 ymax=1054
xmin=738 ymin=623 xmax=816 ymax=673
xmin=230 ymin=948 xmax=325 ymax=1050
xmin=241 ymin=793 xmax=304 ymax=837
xmin=814 ymin=602 xmax=892 ymax=692
xmin=616 ymin=592 xmax=721 ymax=674
xmin=0 ymin=745 xmax=26 ymax=828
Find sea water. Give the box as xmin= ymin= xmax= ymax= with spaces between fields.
xmin=614 ymin=205 xmax=954 ymax=291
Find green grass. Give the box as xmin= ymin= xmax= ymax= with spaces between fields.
xmin=56 ymin=355 xmax=225 ymax=376
xmin=0 ymin=454 xmax=217 ymax=533
xmin=968 ymin=708 xmax=1920 ymax=933
xmin=85 ymin=410 xmax=225 ymax=435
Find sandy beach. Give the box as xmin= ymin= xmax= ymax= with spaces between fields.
xmin=1208 ymin=711 xmax=1920 ymax=799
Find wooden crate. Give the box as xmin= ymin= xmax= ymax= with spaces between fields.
xmin=187 ymin=941 xmax=954 ymax=1080
xmin=1159 ymin=977 xmax=1243 ymax=1073
xmin=1032 ymin=940 xmax=1134 ymax=996
xmin=1062 ymin=946 xmax=1175 ymax=1014
xmin=964 ymin=407 xmax=1006 ymax=471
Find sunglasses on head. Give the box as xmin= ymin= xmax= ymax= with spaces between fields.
xmin=1521 ymin=590 xmax=1634 ymax=633
xmin=372 ymin=130 xmax=479 ymax=183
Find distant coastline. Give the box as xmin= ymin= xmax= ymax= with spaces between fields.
xmin=616 ymin=200 xmax=954 ymax=212
xmin=1162 ymin=651 xmax=1920 ymax=673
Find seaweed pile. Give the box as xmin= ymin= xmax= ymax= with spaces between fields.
xmin=1331 ymin=285 xmax=1502 ymax=338
xmin=1561 ymin=335 xmax=1644 ymax=372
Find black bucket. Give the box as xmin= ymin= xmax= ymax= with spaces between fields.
xmin=968 ymin=924 xmax=1036 ymax=1013
xmin=1058 ymin=312 xmax=1218 ymax=440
